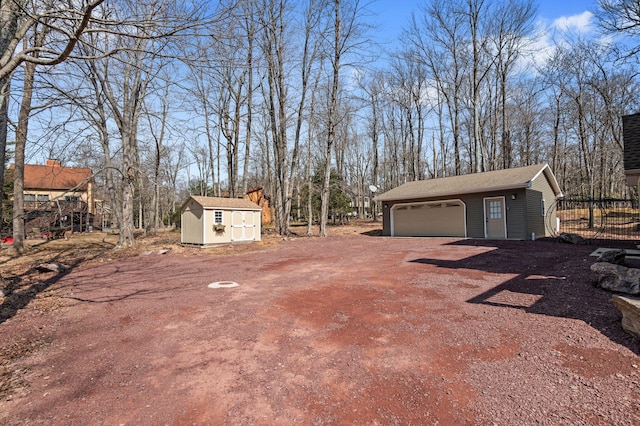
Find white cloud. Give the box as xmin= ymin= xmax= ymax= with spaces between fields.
xmin=516 ymin=12 xmax=600 ymax=74
xmin=552 ymin=11 xmax=594 ymax=33
xmin=513 ymin=20 xmax=556 ymax=74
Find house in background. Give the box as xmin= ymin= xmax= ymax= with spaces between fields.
xmin=375 ymin=163 xmax=562 ymax=240
xmin=18 ymin=159 xmax=94 ymax=212
xmin=10 ymin=159 xmax=97 ymax=233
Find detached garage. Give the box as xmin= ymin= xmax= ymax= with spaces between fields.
xmin=181 ymin=196 xmax=262 ymax=246
xmin=376 ymin=164 xmax=562 ymax=240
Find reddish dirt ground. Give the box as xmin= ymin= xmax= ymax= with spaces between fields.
xmin=1 ymin=228 xmax=639 ymax=425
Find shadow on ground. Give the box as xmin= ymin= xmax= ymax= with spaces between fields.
xmin=0 ymin=239 xmax=116 ymax=325
xmin=360 ymin=229 xmax=382 ymax=237
xmin=409 ymin=238 xmax=640 ymax=355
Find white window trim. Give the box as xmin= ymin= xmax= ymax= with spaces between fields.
xmin=214 ymin=210 xmax=223 ymax=224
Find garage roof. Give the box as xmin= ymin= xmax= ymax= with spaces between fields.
xmin=183 ymin=196 xmax=262 ymax=210
xmin=375 ymin=164 xmax=562 ymax=202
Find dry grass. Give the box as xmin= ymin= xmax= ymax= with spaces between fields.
xmin=557 ymin=207 xmax=640 ymax=240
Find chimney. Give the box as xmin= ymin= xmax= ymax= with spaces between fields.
xmin=46 ymin=159 xmax=61 ymax=167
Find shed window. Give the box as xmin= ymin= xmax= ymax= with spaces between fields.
xmin=37 ymin=194 xmax=49 ymax=202
xmin=214 ymin=210 xmax=223 ymax=224
xmin=24 ymin=194 xmax=35 ymax=202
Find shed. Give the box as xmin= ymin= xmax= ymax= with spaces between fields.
xmin=181 ymin=196 xmax=262 ymax=246
xmin=375 ymin=164 xmax=562 ymax=240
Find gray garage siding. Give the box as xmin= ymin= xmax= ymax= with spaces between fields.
xmin=460 ymin=190 xmax=527 ymax=239
xmin=382 ymin=189 xmax=528 ymax=238
xmin=526 ymin=174 xmax=558 ymax=237
xmin=506 ymin=191 xmax=528 ymax=240
xmin=463 ymin=196 xmax=485 ymax=238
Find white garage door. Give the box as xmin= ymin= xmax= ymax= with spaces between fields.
xmin=392 ymin=200 xmax=466 ymax=237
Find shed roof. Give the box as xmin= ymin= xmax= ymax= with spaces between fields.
xmin=375 ymin=164 xmax=562 ymax=202
xmin=184 ymin=196 xmax=261 ymax=210
xmin=13 ymin=163 xmax=92 ymax=191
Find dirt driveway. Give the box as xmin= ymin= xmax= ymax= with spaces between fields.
xmin=1 ymin=233 xmax=639 ymax=425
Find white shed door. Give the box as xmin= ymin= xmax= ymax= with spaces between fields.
xmin=392 ymin=200 xmax=466 ymax=237
xmin=231 ymin=211 xmax=256 ymax=241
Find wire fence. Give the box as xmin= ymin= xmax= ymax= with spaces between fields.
xmin=553 ymin=197 xmax=640 ymax=245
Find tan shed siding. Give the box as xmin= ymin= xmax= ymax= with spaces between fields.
xmin=527 ymin=175 xmax=557 ymax=237
xmin=246 ymin=210 xmax=262 ymax=241
xmin=181 ymin=204 xmax=204 ymax=245
xmin=201 ymin=209 xmax=234 ymax=244
xmin=223 ymin=210 xmax=233 ymax=242
xmin=203 ymin=210 xmax=214 ymax=244
xmin=255 ymin=212 xmax=262 ymax=241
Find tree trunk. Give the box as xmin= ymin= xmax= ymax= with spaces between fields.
xmin=320 ymin=0 xmax=341 ymax=237
xmin=0 ymin=1 xmax=19 ymax=236
xmin=0 ymin=77 xmax=9 ymax=226
xmin=12 ymin=59 xmax=36 ymax=252
xmin=242 ymin=33 xmax=253 ymax=197
xmin=120 ymin=131 xmax=137 ymax=247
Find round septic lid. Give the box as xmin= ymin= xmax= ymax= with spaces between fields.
xmin=208 ymin=281 xmax=239 ymax=289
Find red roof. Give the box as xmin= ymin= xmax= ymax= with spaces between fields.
xmin=12 ymin=162 xmax=92 ymax=191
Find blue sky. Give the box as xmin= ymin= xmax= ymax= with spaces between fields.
xmin=373 ymin=0 xmax=599 ymax=44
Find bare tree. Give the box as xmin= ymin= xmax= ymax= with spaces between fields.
xmin=357 ymin=71 xmax=382 ymax=220
xmin=489 ymin=0 xmax=536 ymax=169
xmin=405 ymin=2 xmax=466 ymax=175
xmin=319 ymin=0 xmax=368 ymax=236
xmin=144 ymin=80 xmax=172 ymax=233
xmin=12 ymin=30 xmax=45 ymax=252
xmin=599 ymin=0 xmax=640 ymax=57
xmin=257 ymin=0 xmax=328 ymax=235
xmin=0 ymin=0 xmax=105 ymax=232
xmin=185 ymin=47 xmax=221 ymax=198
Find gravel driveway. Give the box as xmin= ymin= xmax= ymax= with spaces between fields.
xmin=1 ymin=235 xmax=639 ymax=425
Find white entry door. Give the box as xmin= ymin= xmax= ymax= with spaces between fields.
xmin=231 ymin=211 xmax=256 ymax=241
xmin=484 ymin=197 xmax=506 ymax=239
